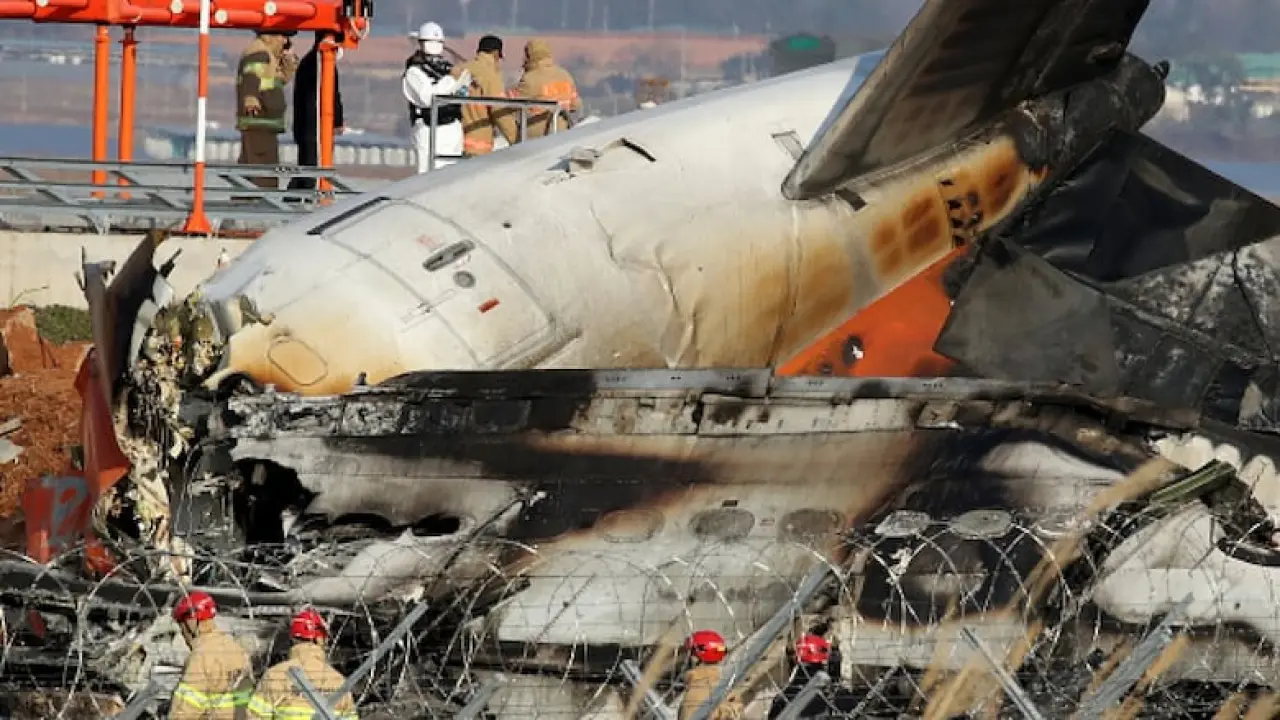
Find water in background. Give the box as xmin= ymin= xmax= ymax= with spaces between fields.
xmin=3 ymin=122 xmax=1280 ymax=197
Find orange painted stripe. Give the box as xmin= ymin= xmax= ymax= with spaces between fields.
xmin=777 ymin=248 xmax=963 ymax=378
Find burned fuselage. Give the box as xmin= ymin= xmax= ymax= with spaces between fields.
xmin=105 ymin=370 xmax=1280 ymax=707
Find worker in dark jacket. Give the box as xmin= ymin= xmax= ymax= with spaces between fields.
xmin=290 ymin=31 xmax=346 ymax=191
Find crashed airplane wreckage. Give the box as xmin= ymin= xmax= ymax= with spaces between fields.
xmin=15 ymin=0 xmax=1280 ymax=714
xmin=11 ymin=373 xmax=1280 ymax=715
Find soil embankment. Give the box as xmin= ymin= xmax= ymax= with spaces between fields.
xmin=0 ymin=305 xmax=91 ymax=548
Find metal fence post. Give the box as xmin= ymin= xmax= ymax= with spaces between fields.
xmin=331 ymin=601 xmax=432 ymax=703
xmin=1075 ymin=594 xmax=1193 ymax=719
xmin=959 ymin=627 xmax=1047 ymax=720
xmin=454 ymin=674 xmax=508 ymax=720
xmin=289 ymin=666 xmax=342 ymax=720
xmin=428 ymin=96 xmax=439 ymax=173
xmin=619 ymin=659 xmax=677 ymax=720
xmin=774 ymin=670 xmax=830 ymax=720
xmin=282 ymin=602 xmax=430 ymax=719
xmin=112 ymin=681 xmax=162 ymax=720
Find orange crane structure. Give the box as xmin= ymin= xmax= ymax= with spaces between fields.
xmin=0 ymin=0 xmax=372 ymax=231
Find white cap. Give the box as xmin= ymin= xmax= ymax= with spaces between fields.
xmin=411 ymin=21 xmax=444 ymax=41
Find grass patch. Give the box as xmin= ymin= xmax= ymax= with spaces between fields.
xmin=32 ymin=305 xmax=92 ymax=344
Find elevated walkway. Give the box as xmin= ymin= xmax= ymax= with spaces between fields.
xmin=0 ymin=156 xmax=383 ymax=234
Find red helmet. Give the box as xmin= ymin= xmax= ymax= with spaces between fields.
xmin=685 ymin=629 xmax=727 ymax=664
xmin=290 ymin=608 xmax=329 ymax=642
xmin=173 ymin=591 xmax=217 ymax=623
xmin=795 ymin=633 xmax=830 ymax=665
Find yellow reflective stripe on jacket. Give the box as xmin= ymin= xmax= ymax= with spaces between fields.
xmin=174 ymin=682 xmax=250 ymax=710
xmin=250 ymin=700 xmax=357 ymax=720
xmin=243 ymin=61 xmax=278 ymax=90
xmin=247 ymin=693 xmax=276 ymax=718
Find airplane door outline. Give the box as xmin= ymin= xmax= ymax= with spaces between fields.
xmin=330 ymin=199 xmax=559 ymax=369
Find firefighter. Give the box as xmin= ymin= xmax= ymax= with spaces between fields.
xmin=403 ymin=21 xmax=470 ymax=173
xmin=248 ymin=608 xmax=358 ymax=719
xmin=508 ymin=38 xmax=582 ymax=141
xmin=458 ymin=34 xmax=519 ymax=156
xmin=170 ymin=591 xmax=254 ymax=719
xmin=236 ymin=30 xmax=299 ymax=189
xmin=679 ymin=629 xmax=743 ymax=720
xmin=767 ymin=633 xmax=859 ymax=719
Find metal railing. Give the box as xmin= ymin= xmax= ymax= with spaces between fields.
xmin=0 ymin=156 xmax=366 ymax=235
xmin=422 ymin=94 xmax=570 ymax=170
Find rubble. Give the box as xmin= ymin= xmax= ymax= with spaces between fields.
xmin=0 ymin=306 xmax=91 ymax=549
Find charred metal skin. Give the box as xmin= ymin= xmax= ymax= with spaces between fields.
xmin=1003 ymin=53 xmax=1167 ymax=174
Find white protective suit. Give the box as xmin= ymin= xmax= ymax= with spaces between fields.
xmin=403 ymin=22 xmax=470 ymax=173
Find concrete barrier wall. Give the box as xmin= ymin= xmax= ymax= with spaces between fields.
xmin=0 ymin=232 xmax=253 ymax=309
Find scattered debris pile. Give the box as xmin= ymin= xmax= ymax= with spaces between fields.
xmin=0 ymin=306 xmax=91 ymax=548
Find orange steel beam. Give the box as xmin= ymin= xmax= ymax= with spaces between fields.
xmin=91 ymin=24 xmax=110 ymax=191
xmin=0 ymin=1 xmax=37 ymax=17
xmin=318 ymin=36 xmax=335 ymax=194
xmin=117 ymin=25 xmax=136 ymax=191
xmin=22 ymin=0 xmax=367 ymax=35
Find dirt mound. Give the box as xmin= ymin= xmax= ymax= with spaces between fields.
xmin=0 ymin=306 xmax=91 ymax=548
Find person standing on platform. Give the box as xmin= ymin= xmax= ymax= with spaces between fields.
xmin=403 ymin=22 xmax=470 ymax=173
xmin=236 ymin=30 xmax=298 ymax=190
xmin=290 ymin=31 xmax=346 ymax=191
xmin=459 ymin=34 xmax=520 ymax=157
xmin=508 ymin=38 xmax=582 ymax=141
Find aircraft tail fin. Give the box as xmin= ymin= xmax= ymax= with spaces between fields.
xmin=783 ymin=0 xmax=1151 ymax=200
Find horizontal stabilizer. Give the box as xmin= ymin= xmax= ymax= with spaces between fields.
xmin=783 ymin=0 xmax=1151 ymax=200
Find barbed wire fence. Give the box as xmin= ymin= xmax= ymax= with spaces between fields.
xmin=3 ymin=481 xmax=1280 ymax=719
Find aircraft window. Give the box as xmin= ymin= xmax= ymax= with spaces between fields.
xmin=690 ymin=508 xmax=755 ymax=542
xmin=778 ymin=509 xmax=845 ymax=544
xmin=873 ymin=510 xmax=931 ymax=538
xmin=597 ymin=509 xmax=664 ymax=543
xmin=306 ymin=195 xmax=390 ymax=236
xmin=948 ymin=509 xmax=1012 ymax=540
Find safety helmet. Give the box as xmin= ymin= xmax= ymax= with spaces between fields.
xmin=413 ymin=22 xmax=444 ymax=41
xmin=413 ymin=21 xmax=446 ymax=56
xmin=685 ymin=629 xmax=727 ymax=664
xmin=173 ymin=591 xmax=217 ymax=624
xmin=794 ymin=633 xmax=830 ymax=665
xmin=290 ymin=608 xmax=329 ymax=642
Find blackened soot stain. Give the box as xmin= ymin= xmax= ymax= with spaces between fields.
xmin=381 ymin=369 xmax=600 ymax=429
xmin=321 ymin=434 xmax=716 ymax=542
xmin=889 ymin=427 xmax=1135 ymax=521
xmin=704 ymin=376 xmax=765 ymax=425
